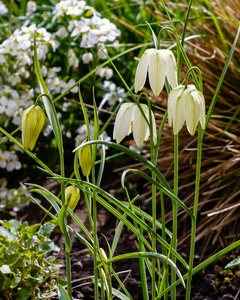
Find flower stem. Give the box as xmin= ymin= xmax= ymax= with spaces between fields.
xmin=185 ymin=125 xmax=202 ymax=300
xmin=152 ymin=170 xmax=157 ymax=299
xmin=171 ymin=134 xmax=178 ymax=299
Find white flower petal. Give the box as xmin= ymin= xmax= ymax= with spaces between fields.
xmin=165 ymin=50 xmax=178 ymax=88
xmin=151 ymin=110 xmax=157 ymax=145
xmin=149 ymin=50 xmax=166 ymax=96
xmin=185 ymin=89 xmax=201 ymax=135
xmin=132 ymin=104 xmax=149 ymax=147
xmin=168 ymin=86 xmax=184 ymax=131
xmin=134 ymin=49 xmax=155 ymax=93
xmin=113 ymin=103 xmax=135 ymax=144
xmin=193 ymin=90 xmax=206 ymax=129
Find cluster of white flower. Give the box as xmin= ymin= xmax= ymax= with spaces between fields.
xmin=53 ymin=0 xmax=120 ymax=49
xmin=41 ymin=65 xmax=79 ymax=95
xmin=0 ymin=24 xmax=59 ymax=129
xmin=99 ymin=80 xmax=126 ymax=110
xmin=0 ymin=86 xmax=34 ymax=126
xmin=0 ymin=149 xmax=22 ymax=172
xmin=0 ymin=0 xmax=122 ymax=210
xmin=0 ymin=24 xmax=59 ymax=63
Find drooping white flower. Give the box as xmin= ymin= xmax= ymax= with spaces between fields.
xmin=135 ymin=49 xmax=178 ymax=96
xmin=168 ymin=84 xmax=205 ymax=135
xmin=113 ymin=103 xmax=157 ymax=147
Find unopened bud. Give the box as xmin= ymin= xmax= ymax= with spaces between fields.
xmin=21 ymin=105 xmax=45 ymax=151
xmin=78 ymin=143 xmax=92 ymax=176
xmin=65 ymin=185 xmax=80 ymax=215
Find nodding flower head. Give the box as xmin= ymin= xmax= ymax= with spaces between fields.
xmin=113 ymin=102 xmax=157 ymax=148
xmin=135 ymin=49 xmax=178 ymax=97
xmin=168 ymin=84 xmax=205 ymax=135
xmin=21 ymin=105 xmax=46 ymax=151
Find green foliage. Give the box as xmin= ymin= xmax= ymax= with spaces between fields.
xmin=0 ymin=220 xmax=65 ymax=300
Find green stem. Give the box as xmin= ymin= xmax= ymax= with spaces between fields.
xmin=185 ymin=125 xmax=202 ymax=300
xmin=65 ymin=250 xmax=72 ymax=298
xmin=171 ymin=134 xmax=178 ymax=299
xmin=147 ymin=98 xmax=157 ymax=299
xmin=93 ymin=190 xmax=99 ymax=299
xmin=139 ymin=224 xmax=149 ymax=300
xmin=152 ymin=169 xmax=156 ymax=300
xmin=177 ymin=0 xmax=193 ymax=83
xmin=8 ymin=0 xmax=13 ymax=36
xmin=92 ymin=97 xmax=99 ymax=299
xmin=158 ymin=191 xmax=168 ymax=300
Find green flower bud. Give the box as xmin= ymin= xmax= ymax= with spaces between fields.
xmin=21 ymin=105 xmax=46 ymax=151
xmin=78 ymin=142 xmax=92 ymax=176
xmin=65 ymin=185 xmax=80 ymax=215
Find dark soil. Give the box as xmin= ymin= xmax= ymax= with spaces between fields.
xmin=4 ymin=194 xmax=238 ymax=300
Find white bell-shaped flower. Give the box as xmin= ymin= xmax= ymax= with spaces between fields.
xmin=135 ymin=49 xmax=178 ymax=96
xmin=168 ymin=84 xmax=205 ymax=135
xmin=113 ymin=102 xmax=157 ymax=147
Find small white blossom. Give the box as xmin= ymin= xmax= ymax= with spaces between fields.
xmin=0 ymin=1 xmax=8 ymax=15
xmin=27 ymin=1 xmax=37 ymax=14
xmin=129 ymin=143 xmax=145 ymax=154
xmin=0 ymin=150 xmax=21 ymax=172
xmin=0 ymin=96 xmax=18 ymax=117
xmin=4 ymin=152 xmax=22 ymax=172
xmin=75 ymin=121 xmax=110 ymax=149
xmin=97 ymin=47 xmax=108 ymax=59
xmin=61 ymin=78 xmax=78 ymax=94
xmin=0 ymin=54 xmax=6 ymax=63
xmin=135 ymin=49 xmax=178 ymax=97
xmin=8 ymin=73 xmax=21 ymax=86
xmin=0 ymin=149 xmax=7 ymax=169
xmin=68 ymin=49 xmax=79 ymax=68
xmin=96 ymin=67 xmax=113 ymax=80
xmin=56 ymin=26 xmax=69 ymax=38
xmin=99 ymin=80 xmax=126 ymax=110
xmin=82 ymin=52 xmax=93 ymax=64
